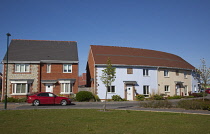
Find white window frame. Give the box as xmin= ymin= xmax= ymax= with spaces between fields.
xmin=107 ymin=86 xmax=115 ymax=93
xmin=15 ymin=64 xmax=30 ymax=72
xmin=143 ymin=85 xmax=149 ymax=97
xmin=59 ymin=80 xmax=73 ymax=94
xmin=164 ymin=85 xmax=170 ymax=92
xmin=60 ymin=83 xmax=72 ymax=94
xmin=143 ymin=69 xmax=149 ymax=76
xmin=164 ymin=70 xmax=169 ymax=77
xmin=47 ymin=64 xmax=51 ymax=73
xmin=63 ymin=64 xmax=72 ymax=73
xmin=11 ymin=80 xmax=32 ymax=95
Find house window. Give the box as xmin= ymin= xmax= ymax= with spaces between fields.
xmin=176 ymin=70 xmax=179 ymax=76
xmin=15 ymin=64 xmax=30 ymax=72
xmin=60 ymin=83 xmax=72 ymax=94
xmin=47 ymin=64 xmax=51 ymax=73
xmin=184 ymin=85 xmax=188 ymax=96
xmin=184 ymin=71 xmax=187 ymax=78
xmin=127 ymin=68 xmax=133 ymax=74
xmin=164 ymin=85 xmax=170 ymax=92
xmin=63 ymin=64 xmax=72 ymax=73
xmin=12 ymin=83 xmax=30 ymax=94
xmin=107 ymin=86 xmax=115 ymax=93
xmin=143 ymin=69 xmax=149 ymax=76
xmin=164 ymin=70 xmax=169 ymax=77
xmin=143 ymin=85 xmax=149 ymax=97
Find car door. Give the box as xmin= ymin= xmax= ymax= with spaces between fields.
xmin=48 ymin=93 xmax=56 ymax=104
xmin=37 ymin=93 xmax=50 ymax=104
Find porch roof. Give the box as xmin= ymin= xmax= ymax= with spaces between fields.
xmin=123 ymin=81 xmax=137 ymax=85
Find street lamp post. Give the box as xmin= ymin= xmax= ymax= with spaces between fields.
xmin=4 ymin=33 xmax=11 ymax=110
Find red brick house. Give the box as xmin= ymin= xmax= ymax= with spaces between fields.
xmin=78 ymin=73 xmax=86 ymax=87
xmin=2 ymin=39 xmax=78 ymax=99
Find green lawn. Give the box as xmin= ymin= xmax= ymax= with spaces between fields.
xmin=0 ymin=109 xmax=209 ymax=134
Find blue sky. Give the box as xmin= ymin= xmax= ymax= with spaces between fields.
xmin=0 ymin=0 xmax=210 ymax=75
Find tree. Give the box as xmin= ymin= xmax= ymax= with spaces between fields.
xmin=100 ymin=58 xmax=116 ymax=111
xmin=196 ymin=59 xmax=210 ymax=100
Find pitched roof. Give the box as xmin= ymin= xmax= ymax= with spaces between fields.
xmin=3 ymin=39 xmax=78 ymax=63
xmin=90 ymin=45 xmax=195 ymax=70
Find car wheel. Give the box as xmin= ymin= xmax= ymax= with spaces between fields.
xmin=61 ymin=100 xmax=67 ymax=106
xmin=33 ymin=100 xmax=40 ymax=106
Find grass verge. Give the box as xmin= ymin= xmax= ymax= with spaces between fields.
xmin=0 ymin=109 xmax=210 ymax=134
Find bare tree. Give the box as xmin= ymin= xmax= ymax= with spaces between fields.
xmin=196 ymin=59 xmax=210 ymax=100
xmin=100 ymin=58 xmax=116 ymax=111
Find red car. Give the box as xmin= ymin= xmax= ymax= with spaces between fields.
xmin=205 ymin=89 xmax=210 ymax=94
xmin=27 ymin=92 xmax=71 ymax=106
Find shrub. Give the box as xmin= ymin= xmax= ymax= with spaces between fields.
xmin=18 ymin=97 xmax=27 ymax=102
xmin=151 ymin=94 xmax=164 ymax=100
xmin=76 ymin=91 xmax=94 ymax=102
xmin=136 ymin=94 xmax=145 ymax=101
xmin=112 ymin=95 xmax=123 ymax=101
xmin=191 ymin=93 xmax=207 ymax=97
xmin=2 ymin=97 xmax=27 ymax=103
xmin=94 ymin=94 xmax=100 ymax=102
xmin=69 ymin=94 xmax=76 ymax=101
xmin=178 ymin=99 xmax=210 ymax=110
xmin=140 ymin=100 xmax=172 ymax=108
xmin=167 ymin=95 xmax=182 ymax=99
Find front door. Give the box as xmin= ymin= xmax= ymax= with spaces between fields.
xmin=176 ymin=85 xmax=180 ymax=96
xmin=46 ymin=84 xmax=53 ymax=92
xmin=127 ymin=85 xmax=133 ymax=100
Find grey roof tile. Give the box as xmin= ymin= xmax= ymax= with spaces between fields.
xmin=3 ymin=39 xmax=78 ymax=63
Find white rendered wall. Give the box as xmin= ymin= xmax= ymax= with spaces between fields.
xmin=96 ymin=66 xmax=158 ymax=100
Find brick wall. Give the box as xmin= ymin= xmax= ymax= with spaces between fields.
xmin=41 ymin=63 xmax=78 ymax=95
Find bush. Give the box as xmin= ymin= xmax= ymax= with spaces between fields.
xmin=178 ymin=99 xmax=210 ymax=110
xmin=152 ymin=94 xmax=164 ymax=100
xmin=94 ymin=94 xmax=100 ymax=102
xmin=2 ymin=97 xmax=27 ymax=103
xmin=140 ymin=100 xmax=173 ymax=108
xmin=167 ymin=95 xmax=182 ymax=99
xmin=112 ymin=95 xmax=123 ymax=101
xmin=191 ymin=93 xmax=207 ymax=97
xmin=136 ymin=94 xmax=145 ymax=101
xmin=69 ymin=94 xmax=77 ymax=101
xmin=76 ymin=91 xmax=94 ymax=102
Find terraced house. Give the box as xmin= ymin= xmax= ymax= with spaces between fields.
xmin=2 ymin=39 xmax=78 ymax=99
xmin=86 ymin=45 xmax=199 ymax=100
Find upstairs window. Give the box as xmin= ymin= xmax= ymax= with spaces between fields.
xmin=63 ymin=64 xmax=72 ymax=73
xmin=184 ymin=71 xmax=187 ymax=78
xmin=143 ymin=69 xmax=149 ymax=76
xmin=164 ymin=70 xmax=169 ymax=77
xmin=15 ymin=64 xmax=30 ymax=72
xmin=47 ymin=64 xmax=51 ymax=73
xmin=176 ymin=70 xmax=179 ymax=76
xmin=127 ymin=68 xmax=133 ymax=74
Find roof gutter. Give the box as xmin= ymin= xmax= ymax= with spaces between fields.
xmin=2 ymin=60 xmax=79 ymax=64
xmin=95 ymin=64 xmax=194 ymax=71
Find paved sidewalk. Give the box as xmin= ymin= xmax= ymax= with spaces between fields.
xmin=0 ymin=102 xmax=30 ymax=110
xmin=0 ymin=101 xmax=210 ymax=115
